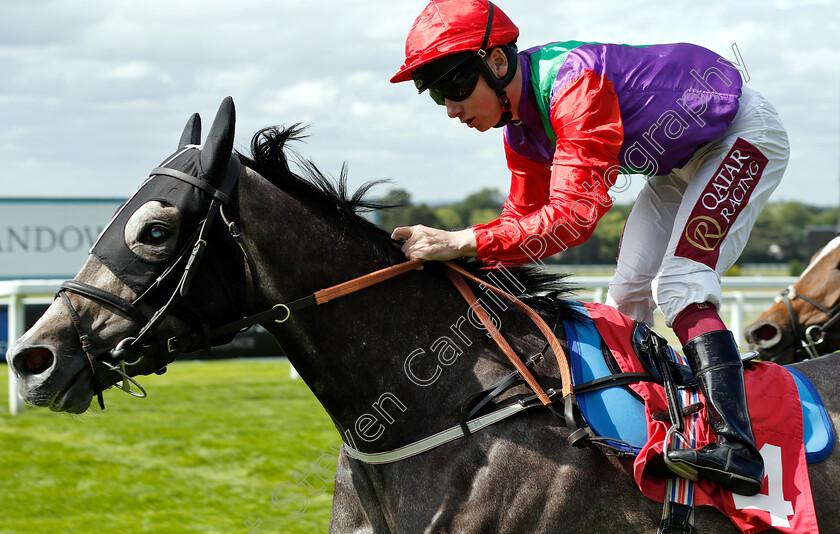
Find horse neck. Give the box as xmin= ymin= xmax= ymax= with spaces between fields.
xmin=236 ymin=169 xmax=551 ymax=453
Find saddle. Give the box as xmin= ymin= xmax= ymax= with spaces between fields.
xmin=454 ymin=299 xmax=825 ymax=533
xmin=563 ymin=302 xmax=834 ymax=462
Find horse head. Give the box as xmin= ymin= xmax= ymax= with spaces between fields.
xmin=9 ymin=97 xmax=250 ymax=413
xmin=744 ymin=235 xmax=840 ymax=363
xmin=8 ymin=95 xmax=421 ymax=419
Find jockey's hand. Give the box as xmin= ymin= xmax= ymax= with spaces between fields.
xmin=391 ymin=225 xmax=477 ymax=262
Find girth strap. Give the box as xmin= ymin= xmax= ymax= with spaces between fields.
xmin=573 ymin=372 xmax=657 ymax=395
xmin=343 ymin=400 xmax=539 ymax=464
xmin=459 ymin=351 xmax=545 ymax=436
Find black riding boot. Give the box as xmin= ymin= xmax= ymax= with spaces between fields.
xmin=665 ymin=330 xmax=765 ymax=496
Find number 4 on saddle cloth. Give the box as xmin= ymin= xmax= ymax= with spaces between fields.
xmin=564 ymin=301 xmax=829 ymax=532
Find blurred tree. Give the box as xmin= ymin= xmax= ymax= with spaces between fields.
xmin=789 ymin=259 xmax=805 ymax=276
xmin=434 ymin=207 xmax=463 ymax=229
xmin=458 ymin=188 xmax=505 ymax=222
xmin=378 ymin=188 xmax=443 ymax=231
xmin=468 ymin=208 xmax=500 ymax=226
xmin=810 ymin=208 xmax=840 ymax=227
xmin=374 ymin=189 xmax=837 ymax=270
xmin=740 ymin=203 xmax=839 ymax=264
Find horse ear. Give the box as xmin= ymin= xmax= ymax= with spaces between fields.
xmin=179 ymin=113 xmax=201 ymax=148
xmin=200 ymin=97 xmax=236 ymax=186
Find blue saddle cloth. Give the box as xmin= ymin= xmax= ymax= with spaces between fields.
xmin=563 ymin=308 xmax=834 ymax=463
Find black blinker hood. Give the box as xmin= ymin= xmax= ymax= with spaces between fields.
xmin=90 ymin=97 xmax=240 ymax=300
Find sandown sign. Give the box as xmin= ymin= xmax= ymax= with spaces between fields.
xmin=0 ymin=198 xmax=125 ymax=279
xmin=0 ymin=198 xmax=284 ymax=362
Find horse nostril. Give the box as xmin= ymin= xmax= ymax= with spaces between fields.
xmin=753 ymin=324 xmax=779 ymax=341
xmin=22 ymin=348 xmax=55 ymax=374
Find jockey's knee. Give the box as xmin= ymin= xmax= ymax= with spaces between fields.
xmin=606 ymin=284 xmax=655 ymax=326
xmin=652 ymin=271 xmax=722 ymax=328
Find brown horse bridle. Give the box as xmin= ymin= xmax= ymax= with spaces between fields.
xmin=775 ymin=284 xmax=840 ymax=359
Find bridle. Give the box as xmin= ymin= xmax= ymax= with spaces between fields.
xmin=775 ymin=284 xmax=840 ymax=359
xmin=55 ymin=153 xmax=575 ymax=415
xmin=57 ymin=157 xmax=246 ymax=409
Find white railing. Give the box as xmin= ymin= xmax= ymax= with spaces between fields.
xmin=3 ymin=276 xmax=797 ymax=414
xmin=564 ymin=275 xmax=796 ymax=346
xmin=2 ymin=279 xmax=65 ymax=415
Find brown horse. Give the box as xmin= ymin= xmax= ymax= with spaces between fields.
xmin=744 ymin=236 xmax=840 ymax=364
xmin=8 ymin=98 xmax=840 ymax=532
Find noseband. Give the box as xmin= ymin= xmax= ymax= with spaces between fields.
xmin=775 ymin=285 xmax=840 ymax=359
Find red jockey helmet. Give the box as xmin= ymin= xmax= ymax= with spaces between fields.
xmin=390 ymin=0 xmax=519 ymax=85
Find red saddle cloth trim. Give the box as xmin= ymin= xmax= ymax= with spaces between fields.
xmin=584 ymin=302 xmax=819 ymax=534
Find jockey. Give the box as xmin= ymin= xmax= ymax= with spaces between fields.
xmin=390 ymin=0 xmax=790 ymax=496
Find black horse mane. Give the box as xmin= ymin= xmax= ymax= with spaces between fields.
xmin=238 ymin=125 xmax=579 ymax=314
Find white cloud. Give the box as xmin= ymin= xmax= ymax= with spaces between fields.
xmin=0 ymin=0 xmax=836 ymax=209
xmin=262 ymin=80 xmax=340 ymax=114
xmin=100 ymin=61 xmax=174 ymax=84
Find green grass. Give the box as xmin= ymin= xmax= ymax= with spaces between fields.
xmin=0 ymin=359 xmax=339 ymax=534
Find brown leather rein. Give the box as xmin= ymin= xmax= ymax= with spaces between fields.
xmin=67 ymin=253 xmax=574 ymax=411
xmin=193 ymin=257 xmax=574 ymax=401
xmin=442 ymin=261 xmax=573 ymax=400
xmin=312 ymin=258 xmax=573 ymax=402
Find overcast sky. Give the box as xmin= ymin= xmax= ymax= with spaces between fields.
xmin=1 ymin=0 xmax=838 ymax=207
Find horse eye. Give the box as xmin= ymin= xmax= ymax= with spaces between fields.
xmin=144 ymin=225 xmax=170 ymax=245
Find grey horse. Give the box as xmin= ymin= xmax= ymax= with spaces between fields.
xmin=9 ymin=98 xmax=839 ymax=533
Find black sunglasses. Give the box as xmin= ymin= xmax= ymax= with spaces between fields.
xmin=426 ymin=60 xmax=482 ymax=106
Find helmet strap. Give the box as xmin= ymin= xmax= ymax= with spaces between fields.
xmin=477 ymin=42 xmax=518 ymax=129
xmin=493 ymin=88 xmax=513 ymax=128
